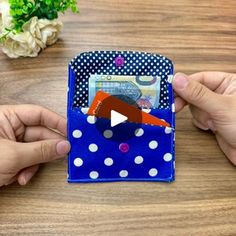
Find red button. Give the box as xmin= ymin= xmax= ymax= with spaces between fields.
xmin=119 ymin=143 xmax=129 ymax=153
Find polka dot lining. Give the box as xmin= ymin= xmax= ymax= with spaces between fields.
xmin=70 ymin=51 xmax=173 ymax=109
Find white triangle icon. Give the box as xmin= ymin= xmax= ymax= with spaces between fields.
xmin=111 ymin=110 xmax=128 ymax=127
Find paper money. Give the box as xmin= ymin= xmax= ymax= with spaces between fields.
xmin=88 ymin=74 xmax=161 ymax=108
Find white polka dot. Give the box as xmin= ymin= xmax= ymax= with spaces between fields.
xmin=149 ymin=168 xmax=158 ymax=177
xmin=87 ymin=116 xmax=97 ymax=124
xmin=103 ymin=130 xmax=113 ymax=139
xmin=172 ymin=103 xmax=175 ymax=112
xmin=89 ymin=144 xmax=98 ymax=152
xmin=142 ymin=108 xmax=151 ymax=113
xmin=74 ymin=158 xmax=83 ymax=167
xmin=134 ymin=156 xmax=144 ymax=164
xmin=167 ymin=75 xmax=173 ymax=83
xmin=104 ymin=158 xmax=114 ymax=166
xmin=135 ymin=128 xmax=144 ymax=137
xmin=90 ymin=171 xmax=99 ymax=179
xmin=81 ymin=108 xmax=89 ymax=114
xmin=72 ymin=129 xmax=82 ymax=138
xmin=165 ymin=127 xmax=172 ymax=134
xmin=149 ymin=140 xmax=158 ymax=149
xmin=119 ymin=170 xmax=128 ymax=178
xmin=163 ymin=153 xmax=172 ymax=162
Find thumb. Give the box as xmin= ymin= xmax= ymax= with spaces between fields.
xmin=15 ymin=139 xmax=71 ymax=169
xmin=173 ymin=73 xmax=223 ymax=113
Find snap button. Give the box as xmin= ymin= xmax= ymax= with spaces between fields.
xmin=115 ymin=56 xmax=124 ymax=67
xmin=119 ymin=143 xmax=129 ymax=153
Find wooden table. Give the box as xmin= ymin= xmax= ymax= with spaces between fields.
xmin=0 ymin=0 xmax=235 ymax=235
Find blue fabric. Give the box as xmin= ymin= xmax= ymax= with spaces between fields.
xmin=67 ymin=51 xmax=175 ymax=183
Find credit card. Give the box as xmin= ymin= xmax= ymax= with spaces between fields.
xmin=87 ymin=91 xmax=170 ymax=127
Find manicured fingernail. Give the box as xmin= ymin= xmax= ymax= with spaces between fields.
xmin=56 ymin=140 xmax=71 ymax=156
xmin=173 ymin=73 xmax=189 ymax=89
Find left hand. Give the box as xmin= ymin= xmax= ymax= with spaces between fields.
xmin=0 ymin=105 xmax=70 ymax=187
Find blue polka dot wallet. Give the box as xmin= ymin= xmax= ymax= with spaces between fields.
xmin=67 ymin=51 xmax=175 ymax=183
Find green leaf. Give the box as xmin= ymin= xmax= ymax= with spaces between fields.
xmin=3 ymin=0 xmax=79 ymax=40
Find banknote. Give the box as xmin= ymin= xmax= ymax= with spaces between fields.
xmin=88 ymin=74 xmax=161 ymax=108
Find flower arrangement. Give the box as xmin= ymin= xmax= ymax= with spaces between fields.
xmin=0 ymin=0 xmax=79 ymax=58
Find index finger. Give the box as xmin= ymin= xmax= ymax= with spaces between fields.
xmin=12 ymin=105 xmax=67 ymax=136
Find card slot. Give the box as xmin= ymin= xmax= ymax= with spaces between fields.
xmin=71 ymin=107 xmax=175 ymax=129
xmin=67 ymin=110 xmax=175 ymax=183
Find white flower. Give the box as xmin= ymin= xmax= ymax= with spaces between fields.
xmin=0 ymin=10 xmax=63 ymax=58
xmin=2 ymin=31 xmax=41 ymax=58
xmin=0 ymin=0 xmax=12 ymax=30
xmin=38 ymin=18 xmax=63 ymax=46
xmin=23 ymin=16 xmax=63 ymax=48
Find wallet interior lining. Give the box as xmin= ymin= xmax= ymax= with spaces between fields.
xmin=70 ymin=51 xmax=173 ymax=110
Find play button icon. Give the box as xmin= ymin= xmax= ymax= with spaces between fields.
xmin=88 ymin=92 xmax=143 ymax=142
xmin=111 ymin=110 xmax=128 ymax=127
xmin=87 ymin=91 xmax=170 ymax=142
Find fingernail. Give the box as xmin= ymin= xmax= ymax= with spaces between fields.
xmin=207 ymin=120 xmax=216 ymax=132
xmin=173 ymin=73 xmax=189 ymax=90
xmin=23 ymin=172 xmax=34 ymax=185
xmin=56 ymin=140 xmax=71 ymax=156
xmin=20 ymin=176 xmax=27 ymax=186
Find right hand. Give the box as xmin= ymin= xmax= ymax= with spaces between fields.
xmin=173 ymin=72 xmax=236 ymax=165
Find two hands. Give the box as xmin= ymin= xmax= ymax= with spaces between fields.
xmin=0 ymin=72 xmax=235 ymax=187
